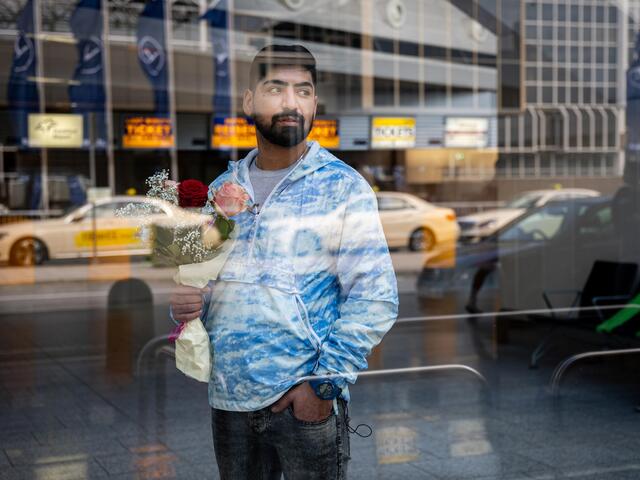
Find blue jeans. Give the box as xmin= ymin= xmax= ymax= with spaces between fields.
xmin=211 ymin=398 xmax=350 ymax=479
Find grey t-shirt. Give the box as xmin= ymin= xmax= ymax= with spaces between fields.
xmin=248 ymin=155 xmax=300 ymax=212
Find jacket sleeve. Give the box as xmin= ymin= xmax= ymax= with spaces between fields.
xmin=312 ymin=176 xmax=399 ymax=387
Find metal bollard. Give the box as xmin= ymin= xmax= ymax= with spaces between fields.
xmin=106 ymin=278 xmax=154 ymax=377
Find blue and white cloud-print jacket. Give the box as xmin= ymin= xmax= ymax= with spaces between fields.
xmin=200 ymin=141 xmax=398 ymax=412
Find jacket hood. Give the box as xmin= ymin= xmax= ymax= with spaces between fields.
xmin=226 ymin=141 xmax=333 ymax=200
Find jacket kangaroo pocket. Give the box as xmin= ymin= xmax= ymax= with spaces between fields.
xmin=208 ymin=280 xmax=320 ymax=394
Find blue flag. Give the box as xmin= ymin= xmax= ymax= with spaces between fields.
xmin=201 ymin=0 xmax=231 ymax=116
xmin=69 ymin=0 xmax=107 ymax=148
xmin=7 ymin=0 xmax=40 ymax=148
xmin=136 ymin=0 xmax=169 ymax=115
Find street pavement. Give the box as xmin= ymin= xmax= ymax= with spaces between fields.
xmin=0 ymin=251 xmax=428 ymax=314
xmin=2 ymin=251 xmax=640 ymax=479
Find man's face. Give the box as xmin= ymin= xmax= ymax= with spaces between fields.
xmin=244 ymin=66 xmax=317 ymax=148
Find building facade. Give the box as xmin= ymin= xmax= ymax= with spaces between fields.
xmin=0 ymin=0 xmax=632 ymax=212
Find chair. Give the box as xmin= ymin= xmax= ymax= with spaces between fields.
xmin=529 ymin=260 xmax=638 ymax=368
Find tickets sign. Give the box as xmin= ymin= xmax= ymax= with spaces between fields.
xmin=123 ymin=116 xmax=174 ymax=148
xmin=371 ymin=117 xmax=416 ymax=148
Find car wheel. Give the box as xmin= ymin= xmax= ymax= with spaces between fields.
xmin=409 ymin=228 xmax=435 ymax=251
xmin=9 ymin=237 xmax=48 ymax=266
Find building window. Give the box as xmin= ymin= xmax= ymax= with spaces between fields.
xmin=399 ymin=81 xmax=420 ymax=106
xmin=374 ymin=78 xmax=395 ymax=106
xmin=451 ymin=86 xmax=474 ymax=108
xmin=424 ymin=84 xmax=447 ymax=107
xmin=373 ymin=37 xmax=395 ymax=54
xmin=525 ymin=3 xmax=537 ymax=21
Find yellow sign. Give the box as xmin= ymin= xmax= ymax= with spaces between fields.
xmin=211 ymin=117 xmax=257 ymax=149
xmin=28 ymin=114 xmax=83 ymax=148
xmin=212 ymin=116 xmax=340 ymax=149
xmin=308 ymin=119 xmax=339 ymax=149
xmin=371 ymin=117 xmax=416 ymax=149
xmin=74 ymin=228 xmax=141 ymax=248
xmin=123 ymin=117 xmax=174 ymax=148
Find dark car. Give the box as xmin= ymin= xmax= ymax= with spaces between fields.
xmin=417 ymin=197 xmax=622 ymax=315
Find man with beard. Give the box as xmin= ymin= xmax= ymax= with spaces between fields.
xmin=170 ymin=44 xmax=398 ymax=479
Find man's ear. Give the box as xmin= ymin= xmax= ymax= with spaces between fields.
xmin=242 ymin=89 xmax=253 ymax=117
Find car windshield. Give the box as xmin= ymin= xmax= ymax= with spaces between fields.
xmin=498 ymin=203 xmax=571 ymax=242
xmin=505 ymin=192 xmax=543 ymax=209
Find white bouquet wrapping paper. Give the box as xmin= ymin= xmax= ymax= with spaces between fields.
xmin=172 ymin=230 xmax=237 ymax=382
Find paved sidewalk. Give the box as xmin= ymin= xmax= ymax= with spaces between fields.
xmin=2 ymin=315 xmax=640 ymax=480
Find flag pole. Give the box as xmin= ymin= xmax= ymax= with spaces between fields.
xmin=165 ymin=0 xmax=179 ymax=181
xmin=102 ymin=0 xmax=116 ymax=195
xmin=33 ymin=0 xmax=49 ymax=213
xmin=228 ymin=0 xmax=236 ymax=163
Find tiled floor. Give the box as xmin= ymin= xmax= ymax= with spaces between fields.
xmin=2 ymin=302 xmax=640 ymax=479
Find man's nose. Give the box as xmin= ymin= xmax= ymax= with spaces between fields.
xmin=281 ymin=86 xmax=297 ymax=109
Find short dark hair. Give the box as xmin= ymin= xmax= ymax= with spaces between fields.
xmin=249 ymin=44 xmax=317 ymax=88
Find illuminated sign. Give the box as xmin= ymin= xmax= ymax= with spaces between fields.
xmin=444 ymin=117 xmax=489 ymax=148
xmin=371 ymin=117 xmax=416 ymax=148
xmin=123 ymin=116 xmax=174 ymax=148
xmin=211 ymin=117 xmax=257 ymax=149
xmin=308 ymin=119 xmax=339 ymax=149
xmin=211 ymin=117 xmax=340 ymax=149
xmin=28 ymin=114 xmax=83 ymax=148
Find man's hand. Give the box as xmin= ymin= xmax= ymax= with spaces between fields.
xmin=170 ymin=285 xmax=209 ymax=323
xmin=270 ymin=382 xmax=333 ymax=422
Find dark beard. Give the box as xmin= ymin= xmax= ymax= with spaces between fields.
xmin=252 ymin=110 xmax=313 ymax=147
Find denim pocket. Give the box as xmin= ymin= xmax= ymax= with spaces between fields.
xmin=286 ymin=405 xmax=334 ymax=426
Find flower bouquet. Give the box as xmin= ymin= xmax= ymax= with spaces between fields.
xmin=117 ymin=171 xmax=251 ymax=382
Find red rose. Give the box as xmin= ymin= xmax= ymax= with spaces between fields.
xmin=178 ymin=179 xmax=208 ymax=208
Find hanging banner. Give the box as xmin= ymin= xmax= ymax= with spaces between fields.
xmin=201 ymin=0 xmax=231 ymax=116
xmin=371 ymin=117 xmax=416 ymax=149
xmin=7 ymin=0 xmax=40 ymax=148
xmin=28 ymin=114 xmax=84 ymax=148
xmin=136 ymin=0 xmax=169 ymax=115
xmin=69 ymin=0 xmax=107 ymax=148
xmin=123 ymin=116 xmax=174 ymax=148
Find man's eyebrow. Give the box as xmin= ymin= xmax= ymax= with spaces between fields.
xmin=262 ymin=79 xmax=314 ymax=89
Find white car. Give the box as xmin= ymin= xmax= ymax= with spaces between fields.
xmin=0 ymin=196 xmax=210 ymax=266
xmin=376 ymin=192 xmax=459 ymax=251
xmin=457 ymin=188 xmax=600 ymax=242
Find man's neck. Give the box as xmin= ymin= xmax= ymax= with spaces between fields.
xmin=255 ymin=136 xmax=308 ymax=170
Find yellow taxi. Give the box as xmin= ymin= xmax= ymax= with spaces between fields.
xmin=0 ymin=196 xmax=208 ymax=266
xmin=376 ymin=192 xmax=459 ymax=251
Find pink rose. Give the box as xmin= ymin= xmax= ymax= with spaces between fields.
xmin=213 ymin=182 xmax=250 ymax=217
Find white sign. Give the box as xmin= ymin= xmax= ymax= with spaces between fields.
xmin=444 ymin=117 xmax=488 ymax=148
xmin=28 ymin=114 xmax=83 ymax=148
xmin=371 ymin=117 xmax=416 ymax=149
